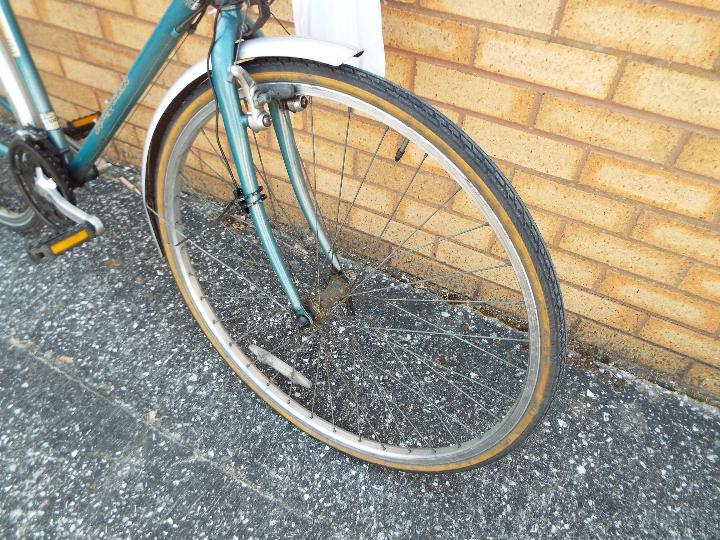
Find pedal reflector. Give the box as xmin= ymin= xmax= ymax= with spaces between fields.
xmin=28 ymin=226 xmax=93 ymax=263
xmin=50 ymin=228 xmax=89 ymax=254
xmin=69 ymin=112 xmax=100 ymax=127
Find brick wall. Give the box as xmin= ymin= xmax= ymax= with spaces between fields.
xmin=9 ymin=0 xmax=720 ymax=400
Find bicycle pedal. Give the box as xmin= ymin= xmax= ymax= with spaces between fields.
xmin=63 ymin=111 xmax=100 ymax=140
xmin=27 ymin=225 xmax=95 ymax=263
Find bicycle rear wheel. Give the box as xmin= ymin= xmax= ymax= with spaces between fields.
xmin=153 ymin=58 xmax=565 ymax=471
xmin=0 ymin=151 xmax=39 ymax=231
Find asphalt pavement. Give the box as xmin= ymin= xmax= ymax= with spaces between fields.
xmin=0 ymin=168 xmax=718 ymax=539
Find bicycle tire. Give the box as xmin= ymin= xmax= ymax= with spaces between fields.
xmin=152 ymin=57 xmax=565 ymax=472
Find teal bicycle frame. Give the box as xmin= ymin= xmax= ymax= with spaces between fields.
xmin=0 ymin=0 xmax=198 ymax=177
xmin=0 ymin=0 xmax=316 ymax=322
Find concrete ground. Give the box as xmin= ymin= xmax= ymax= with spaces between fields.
xmin=0 ymin=170 xmax=718 ymax=539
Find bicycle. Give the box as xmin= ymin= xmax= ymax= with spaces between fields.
xmin=0 ymin=0 xmax=565 ymax=472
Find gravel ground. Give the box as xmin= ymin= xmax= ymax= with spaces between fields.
xmin=0 ymin=168 xmax=718 ymax=539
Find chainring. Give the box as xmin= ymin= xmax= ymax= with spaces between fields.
xmin=8 ymin=137 xmax=75 ymax=227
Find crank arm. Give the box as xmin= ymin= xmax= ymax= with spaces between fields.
xmin=33 ymin=167 xmax=104 ymax=234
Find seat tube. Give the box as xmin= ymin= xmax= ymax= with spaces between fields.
xmin=211 ymin=6 xmax=311 ymax=323
xmin=0 ymin=0 xmax=68 ymax=152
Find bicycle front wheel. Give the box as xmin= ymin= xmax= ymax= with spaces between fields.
xmin=153 ymin=58 xmax=565 ymax=472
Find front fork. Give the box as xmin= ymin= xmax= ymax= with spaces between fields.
xmin=211 ymin=6 xmax=335 ymax=325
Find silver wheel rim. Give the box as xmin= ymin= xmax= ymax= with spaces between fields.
xmin=0 ymin=207 xmax=34 ymax=226
xmin=0 ymin=170 xmax=35 ymax=226
xmin=161 ymin=80 xmax=543 ymax=468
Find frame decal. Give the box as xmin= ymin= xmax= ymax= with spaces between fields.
xmin=40 ymin=111 xmax=60 ymax=131
xmin=0 ymin=9 xmax=19 ymax=57
xmin=95 ymin=77 xmax=129 ymax=134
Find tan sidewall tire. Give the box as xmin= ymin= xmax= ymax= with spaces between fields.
xmin=153 ymin=59 xmax=564 ymax=472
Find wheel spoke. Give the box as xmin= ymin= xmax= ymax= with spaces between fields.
xmin=361 ymin=339 xmax=475 ymax=441
xmin=353 ymin=322 xmax=508 ymax=414
xmin=252 ymin=130 xmax=298 ymax=230
xmin=355 ymin=152 xmax=427 ymax=268
xmin=329 ymin=125 xmax=390 ymax=258
xmin=349 ymin=185 xmax=462 ymax=293
xmin=146 ymin=203 xmax=294 ymax=318
xmin=332 ymin=108 xmax=351 ymax=246
xmin=346 ymin=262 xmax=511 ymax=299
xmin=343 ymin=324 xmax=528 ymax=343
xmin=388 ymin=301 xmax=524 ymax=370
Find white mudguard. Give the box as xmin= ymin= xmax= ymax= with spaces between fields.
xmin=292 ymin=0 xmax=385 ymax=77
xmin=141 ymin=36 xmax=362 ymax=253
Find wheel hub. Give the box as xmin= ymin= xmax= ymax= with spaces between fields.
xmin=304 ymin=271 xmax=354 ymax=325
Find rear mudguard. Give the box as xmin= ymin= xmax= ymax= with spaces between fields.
xmin=140 ymin=36 xmax=362 ymax=255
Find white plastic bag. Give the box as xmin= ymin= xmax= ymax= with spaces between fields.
xmin=291 ymin=0 xmax=385 ymax=77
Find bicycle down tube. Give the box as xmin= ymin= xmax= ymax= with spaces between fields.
xmin=0 ymin=0 xmax=199 ymax=178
